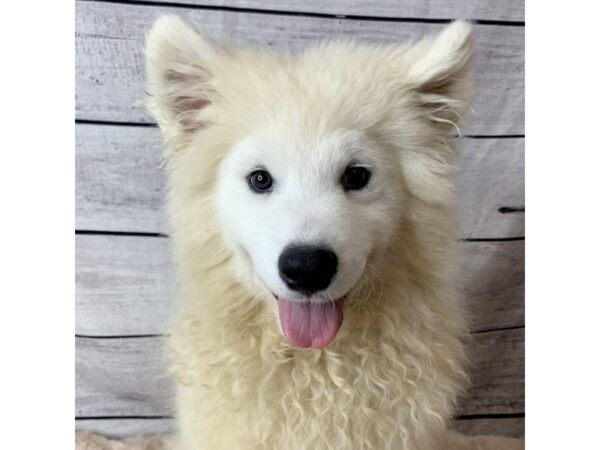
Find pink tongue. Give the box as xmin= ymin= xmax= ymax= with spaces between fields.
xmin=277 ymin=298 xmax=344 ymax=348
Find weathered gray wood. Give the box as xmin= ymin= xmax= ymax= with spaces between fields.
xmin=462 ymin=329 xmax=524 ymax=414
xmin=452 ymin=417 xmax=524 ymax=438
xmin=75 ymin=416 xmax=524 ymax=439
xmin=75 ymin=1 xmax=524 ymax=135
xmin=75 ymin=329 xmax=523 ymax=417
xmin=75 ymin=234 xmax=174 ymax=336
xmin=75 ymin=337 xmax=175 ymax=417
xmin=75 ymin=125 xmax=167 ymax=234
xmin=124 ymin=0 xmax=524 ymax=22
xmin=76 ymin=419 xmax=174 ymax=439
xmin=458 ymin=240 xmax=524 ymax=331
xmin=456 ymin=138 xmax=524 ymax=239
xmin=76 ymin=124 xmax=524 ymax=238
xmin=76 ymin=235 xmax=523 ymax=335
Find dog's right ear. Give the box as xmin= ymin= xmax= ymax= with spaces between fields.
xmin=145 ymin=16 xmax=225 ymax=149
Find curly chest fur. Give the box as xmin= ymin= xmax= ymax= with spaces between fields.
xmin=172 ymin=302 xmax=466 ymax=450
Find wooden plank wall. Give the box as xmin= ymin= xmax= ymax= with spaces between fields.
xmin=75 ymin=0 xmax=525 ymax=439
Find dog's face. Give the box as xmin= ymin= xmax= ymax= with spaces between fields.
xmin=215 ymin=126 xmax=401 ymax=347
xmin=217 ymin=127 xmax=400 ymax=301
xmin=146 ymin=17 xmax=473 ymax=348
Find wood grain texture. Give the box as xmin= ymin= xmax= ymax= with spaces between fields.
xmin=76 ymin=336 xmax=175 ymax=417
xmin=122 ymin=0 xmax=524 ymax=22
xmin=455 ymin=138 xmax=524 ymax=239
xmin=75 ymin=329 xmax=523 ymax=417
xmin=463 ymin=328 xmax=524 ymax=414
xmin=75 ymin=1 xmax=524 ymax=135
xmin=76 ymin=418 xmax=174 ymax=439
xmin=75 ymin=234 xmax=174 ymax=336
xmin=452 ymin=417 xmax=524 ymax=438
xmin=76 ymin=124 xmax=524 ymax=238
xmin=458 ymin=240 xmax=524 ymax=332
xmin=75 ymin=125 xmax=168 ymax=234
xmin=74 ymin=416 xmax=524 ymax=439
xmin=76 ymin=235 xmax=523 ymax=335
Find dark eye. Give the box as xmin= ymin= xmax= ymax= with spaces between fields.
xmin=248 ymin=170 xmax=273 ymax=193
xmin=341 ymin=166 xmax=371 ymax=191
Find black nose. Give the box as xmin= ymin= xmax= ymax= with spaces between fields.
xmin=278 ymin=244 xmax=338 ymax=296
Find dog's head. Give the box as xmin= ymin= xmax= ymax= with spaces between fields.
xmin=146 ymin=18 xmax=474 ymax=348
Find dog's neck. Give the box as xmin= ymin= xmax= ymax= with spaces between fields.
xmin=169 ymin=249 xmax=467 ymax=449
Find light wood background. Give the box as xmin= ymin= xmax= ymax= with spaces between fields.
xmin=75 ymin=0 xmax=525 ymax=439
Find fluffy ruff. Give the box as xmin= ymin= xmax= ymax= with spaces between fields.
xmin=140 ymin=16 xmax=522 ymax=450
xmin=167 ymin=219 xmax=470 ymax=449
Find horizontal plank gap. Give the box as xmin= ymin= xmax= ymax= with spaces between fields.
xmin=76 ymin=119 xmax=157 ymax=128
xmin=79 ymin=0 xmax=525 ymax=27
xmin=76 ymin=230 xmax=168 ymax=238
xmin=76 ymin=333 xmax=164 ymax=339
xmin=471 ymin=324 xmax=524 ymax=334
xmin=77 ymin=230 xmax=524 ymax=243
xmin=77 ymin=325 xmax=522 ymax=340
xmin=461 ymin=236 xmax=524 ymax=242
xmin=498 ymin=206 xmax=525 ymax=214
xmin=76 ymin=413 xmax=524 ymax=421
xmin=76 ymin=415 xmax=172 ymax=420
xmin=460 ymin=135 xmax=525 ymax=139
xmin=74 ymin=121 xmax=525 ymax=141
xmin=455 ymin=412 xmax=525 ymax=421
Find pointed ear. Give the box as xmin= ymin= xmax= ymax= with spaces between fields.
xmin=145 ymin=16 xmax=226 ymax=143
xmin=404 ymin=21 xmax=475 ymax=133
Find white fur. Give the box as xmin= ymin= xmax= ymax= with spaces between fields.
xmin=144 ymin=17 xmax=498 ymax=450
xmin=216 ymin=127 xmax=400 ymax=305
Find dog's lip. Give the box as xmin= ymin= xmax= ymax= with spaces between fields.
xmin=273 ymin=294 xmax=347 ymax=303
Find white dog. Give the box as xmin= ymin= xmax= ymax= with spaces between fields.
xmin=144 ymin=16 xmax=522 ymax=450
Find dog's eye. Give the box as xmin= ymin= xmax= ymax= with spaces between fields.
xmin=341 ymin=166 xmax=371 ymax=191
xmin=248 ymin=170 xmax=273 ymax=193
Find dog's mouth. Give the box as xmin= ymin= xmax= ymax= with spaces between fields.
xmin=275 ymin=296 xmax=345 ymax=349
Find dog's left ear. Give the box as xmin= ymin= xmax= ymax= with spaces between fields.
xmin=404 ymin=21 xmax=475 ymax=133
xmin=395 ymin=22 xmax=474 ymax=204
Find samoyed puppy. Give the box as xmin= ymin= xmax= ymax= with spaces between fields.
xmin=145 ymin=17 xmax=521 ymax=450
